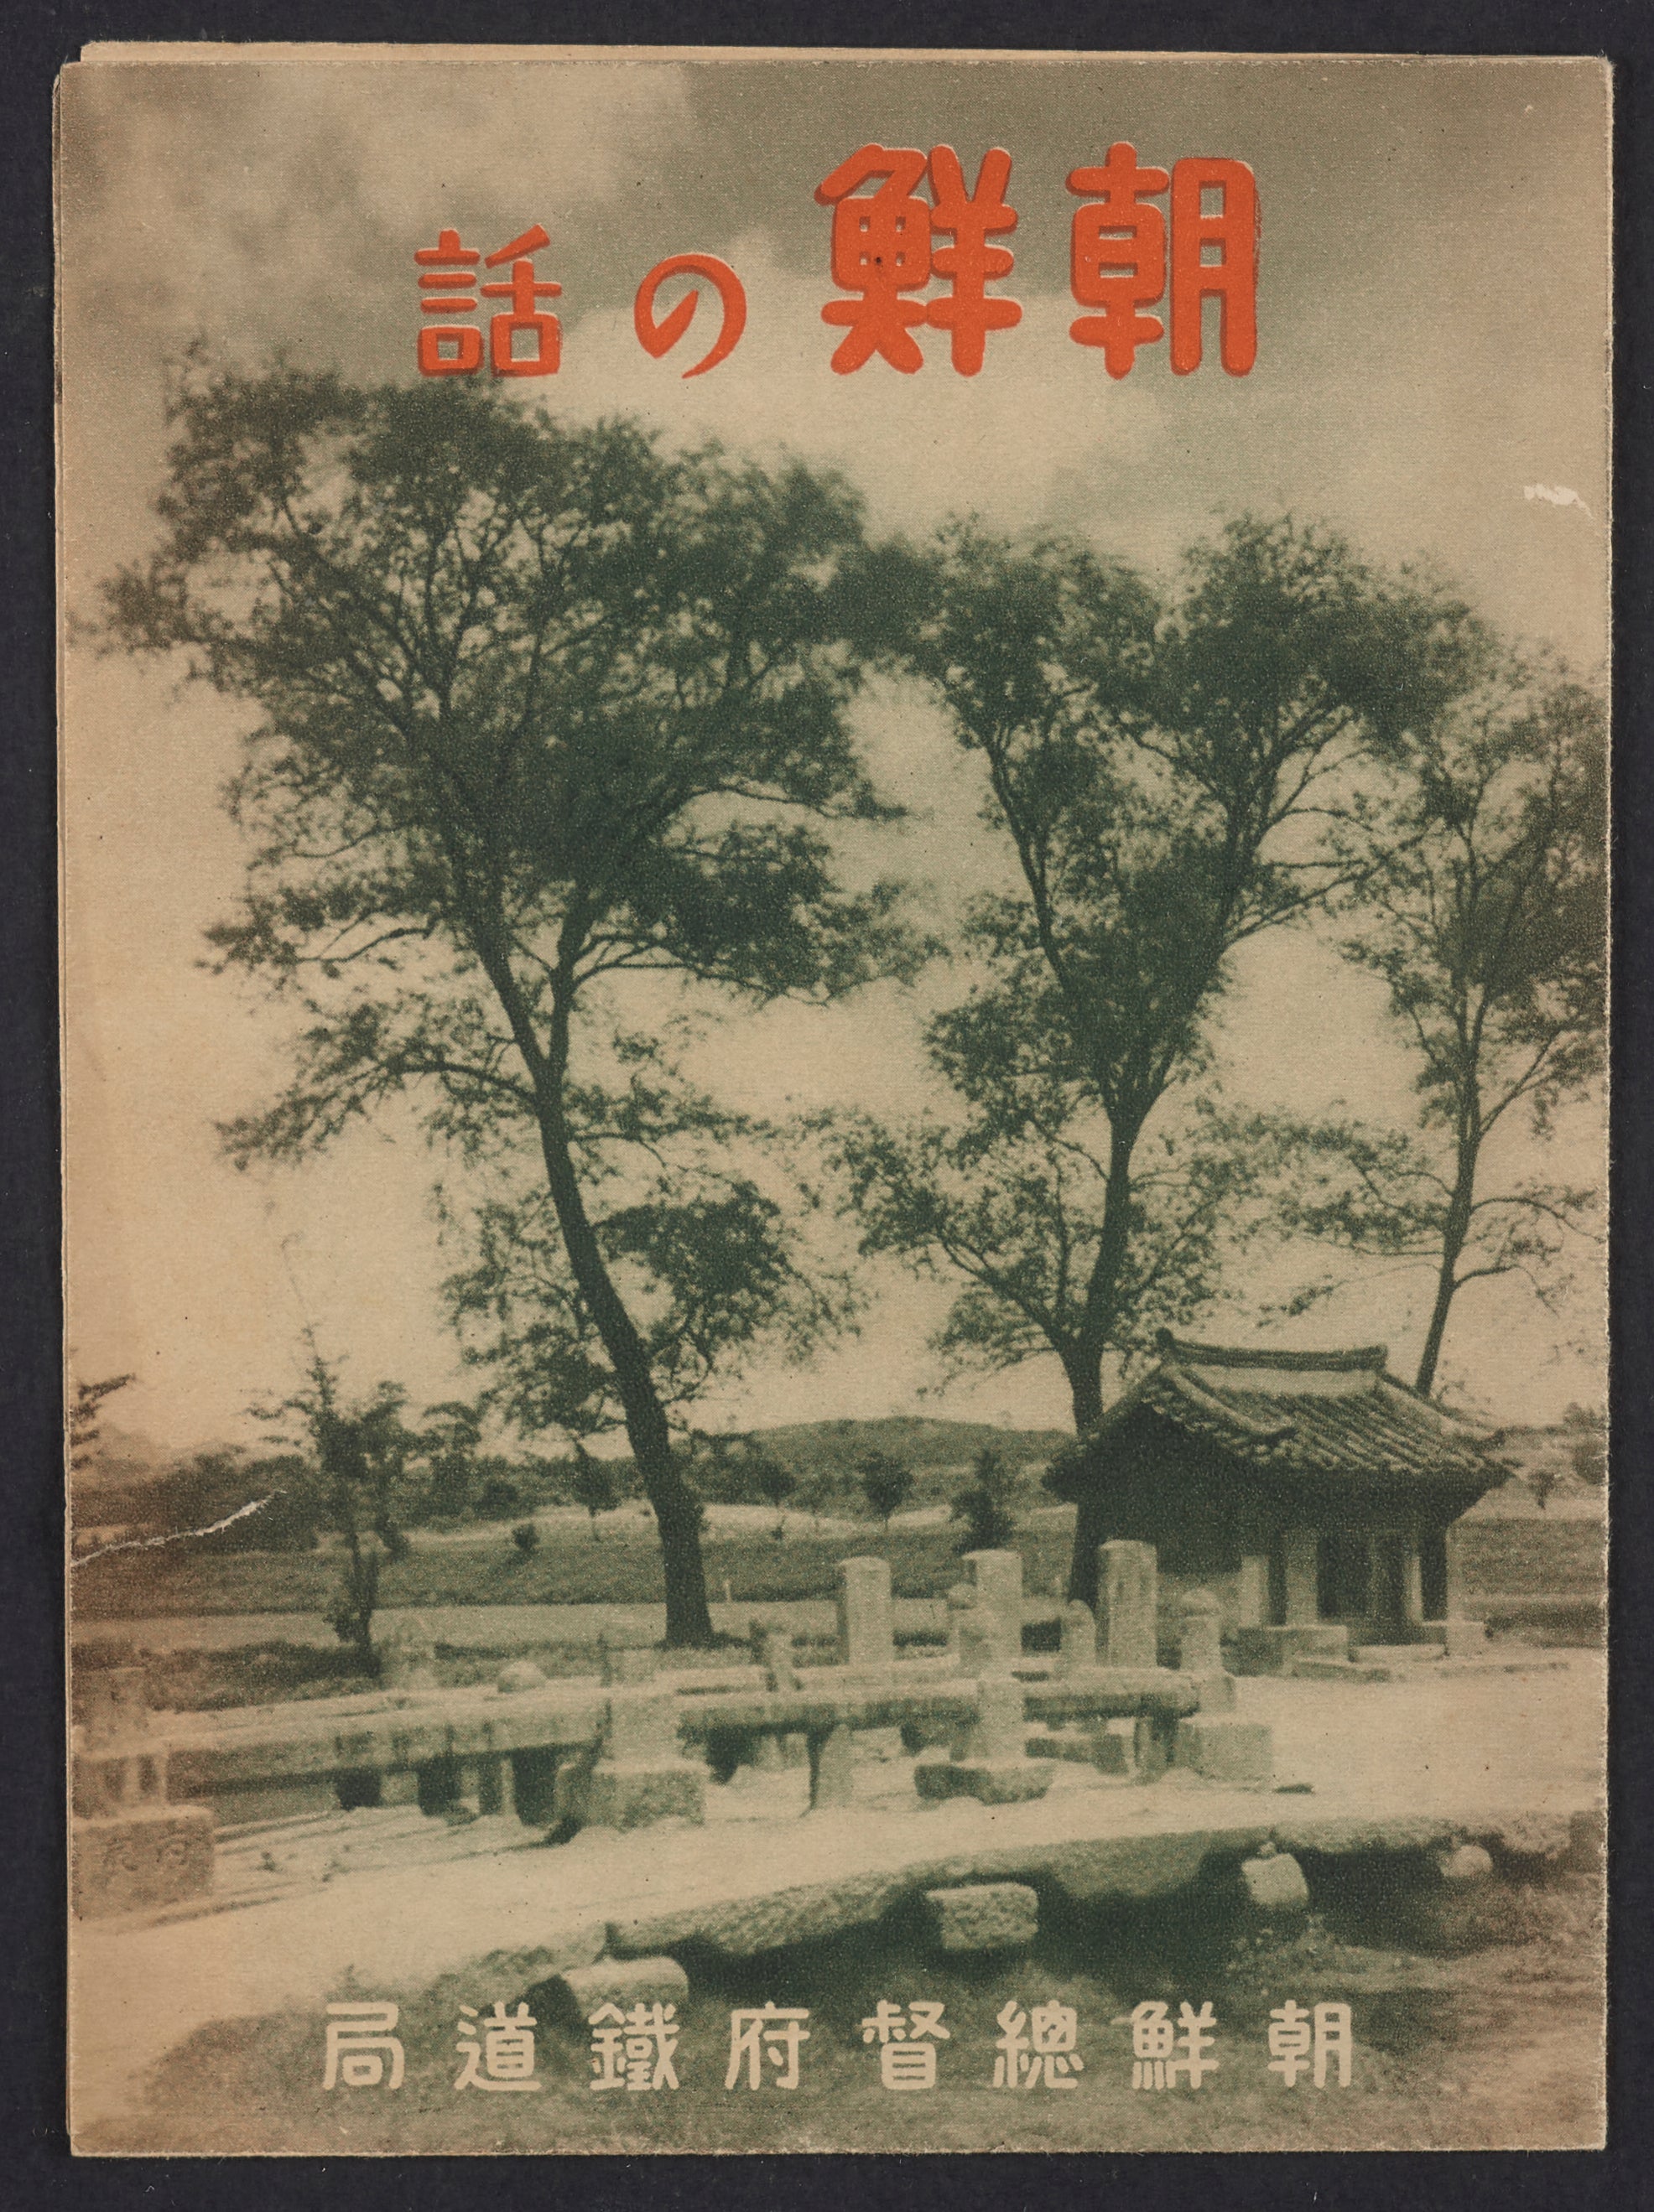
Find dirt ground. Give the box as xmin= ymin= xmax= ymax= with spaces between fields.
xmin=71 ymin=1655 xmax=1606 ymax=2153
xmin=84 ymin=1872 xmax=1605 ymax=2153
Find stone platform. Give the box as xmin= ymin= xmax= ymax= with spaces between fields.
xmin=72 ymin=1654 xmax=1604 ymax=2146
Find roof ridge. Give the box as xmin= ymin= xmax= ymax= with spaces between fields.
xmin=1159 ymin=1365 xmax=1296 ymax=1441
xmin=1157 ymin=1330 xmax=1389 ymax=1373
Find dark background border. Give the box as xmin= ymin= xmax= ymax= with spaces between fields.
xmin=7 ymin=3 xmax=1650 ymax=2207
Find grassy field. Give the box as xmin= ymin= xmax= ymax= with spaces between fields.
xmin=73 ymin=1512 xmax=1079 ymax=1623
xmin=75 ymin=1497 xmax=1604 ymax=1627
xmin=93 ymin=1872 xmax=1604 ymax=2153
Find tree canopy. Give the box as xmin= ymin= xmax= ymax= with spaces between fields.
xmin=1269 ymin=661 xmax=1606 ymax=1390
xmin=103 ymin=364 xmax=924 ymax=1643
xmin=827 ymin=517 xmax=1492 ymax=1601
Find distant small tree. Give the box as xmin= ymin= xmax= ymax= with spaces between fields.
xmin=1562 ymin=1403 xmax=1606 ymax=1488
xmin=570 ymin=1449 xmax=620 ymax=1537
xmin=750 ymin=1451 xmax=799 ymax=1541
xmin=856 ymin=1448 xmax=914 ymax=1531
xmin=512 ymin=1519 xmax=542 ymax=1555
xmin=419 ymin=1399 xmax=485 ymax=1521
xmin=796 ymin=1465 xmax=843 ymax=1529
xmin=257 ymin=1353 xmax=414 ymax=1670
xmin=952 ymin=1444 xmax=1018 ymax=1554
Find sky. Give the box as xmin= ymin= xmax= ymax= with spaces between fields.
xmin=58 ymin=49 xmax=1611 ymax=1452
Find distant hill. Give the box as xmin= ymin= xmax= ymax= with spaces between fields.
xmin=1468 ymin=1420 xmax=1607 ymax=1520
xmin=744 ymin=1415 xmax=1071 ymax=1500
xmin=71 ymin=1422 xmax=185 ymax=1494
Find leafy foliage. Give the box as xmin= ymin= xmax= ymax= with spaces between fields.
xmin=829 ymin=519 xmax=1485 ymax=1428
xmin=856 ymin=1447 xmax=915 ymax=1527
xmin=951 ymin=1443 xmax=1019 ymax=1554
xmin=254 ymin=1356 xmax=416 ymax=1664
xmin=569 ymin=1449 xmax=621 ymax=1531
xmin=1267 ymin=664 xmax=1606 ymax=1389
xmin=70 ymin=1372 xmax=136 ymax=1476
xmin=102 ymin=364 xmax=925 ymax=1643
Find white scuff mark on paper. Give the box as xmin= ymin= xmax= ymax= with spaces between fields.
xmin=1523 ymin=483 xmax=1594 ymax=520
xmin=70 ymin=1493 xmax=275 ymax=1567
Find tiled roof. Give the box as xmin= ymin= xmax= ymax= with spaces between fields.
xmin=1097 ymin=1332 xmax=1502 ymax=1488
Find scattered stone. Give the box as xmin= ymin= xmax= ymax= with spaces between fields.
xmin=598 ymin=1636 xmax=659 ymax=1687
xmin=377 ymin=1619 xmax=437 ymax=1691
xmin=1433 ymin=1843 xmax=1495 ymax=1885
xmin=571 ymin=1689 xmax=706 ymax=1830
xmin=1232 ymin=1623 xmax=1350 ymax=1676
xmin=749 ymin=1732 xmax=787 ymax=1773
xmin=1173 ymin=1716 xmax=1274 ymax=1789
xmin=750 ymin=1623 xmax=799 ymax=1692
xmin=1287 ymin=1658 xmax=1392 ymax=1684
xmin=1238 ymin=1851 xmax=1309 ymax=1915
xmin=922 ymin=1882 xmax=1038 ymax=1953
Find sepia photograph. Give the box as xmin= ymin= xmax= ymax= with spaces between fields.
xmin=58 ymin=44 xmax=1609 ymax=2153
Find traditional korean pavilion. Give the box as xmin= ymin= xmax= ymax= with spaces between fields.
xmin=1062 ymin=1333 xmax=1508 ymax=1659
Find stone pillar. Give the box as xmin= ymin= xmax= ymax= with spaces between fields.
xmin=807 ymin=1722 xmax=856 ymax=1810
xmin=1235 ymin=1555 xmax=1270 ymax=1630
xmin=1178 ymin=1588 xmax=1224 ymax=1675
xmin=835 ymin=1555 xmax=894 ymax=1671
xmin=477 ymin=1752 xmax=518 ymax=1820
xmin=962 ymin=1550 xmax=1025 ymax=1669
xmin=1443 ymin=1522 xmax=1468 ymax=1621
xmin=1058 ymin=1599 xmax=1097 ymax=1675
xmin=751 ymin=1732 xmax=787 ymax=1773
xmin=79 ymin=1666 xmax=152 ymax=1743
xmin=70 ymin=1668 xmax=215 ymax=1919
xmin=574 ymin=1686 xmax=706 ymax=1830
xmin=1097 ymin=1541 xmax=1157 ymax=1668
xmin=1281 ymin=1529 xmax=1320 ymax=1627
xmin=914 ymin=1673 xmax=1052 ymax=1805
xmin=751 ymin=1622 xmax=799 ymax=1691
xmin=1402 ymin=1534 xmax=1426 ymax=1628
xmin=946 ymin=1582 xmax=980 ymax=1670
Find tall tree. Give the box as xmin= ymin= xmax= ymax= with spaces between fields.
xmin=830 ymin=517 xmax=1487 ymax=1602
xmin=1267 ymin=666 xmax=1606 ymax=1392
xmin=102 ymin=365 xmax=920 ymax=1644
